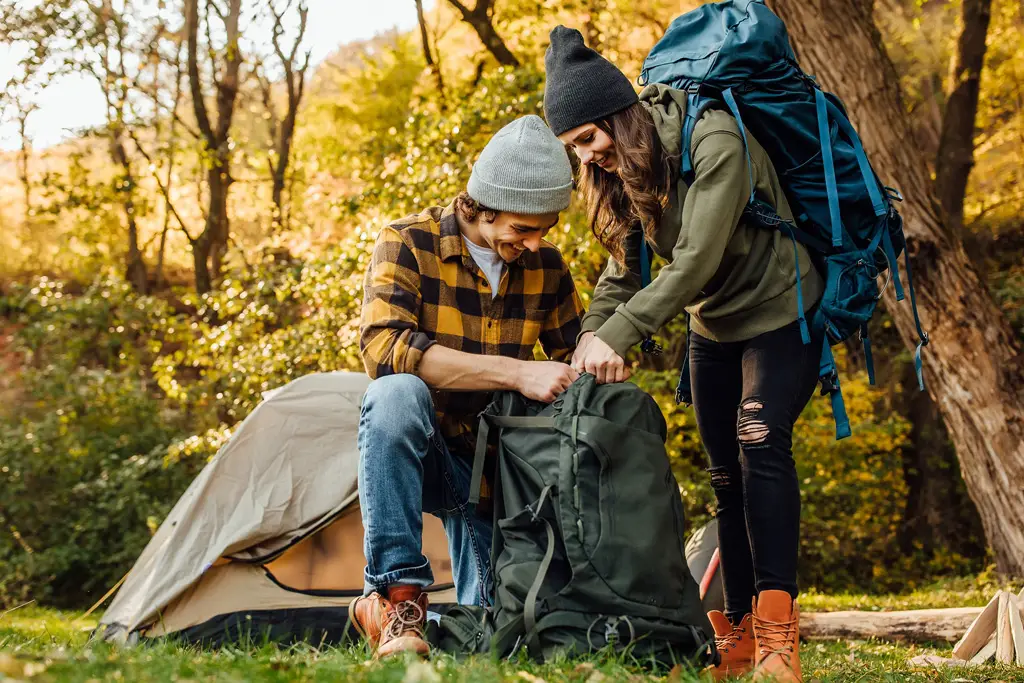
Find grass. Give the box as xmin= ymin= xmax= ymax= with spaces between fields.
xmin=799 ymin=571 xmax=1024 ymax=612
xmin=3 ymin=576 xmax=1024 ymax=683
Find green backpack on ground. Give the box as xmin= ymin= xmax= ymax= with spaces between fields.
xmin=428 ymin=375 xmax=715 ymax=667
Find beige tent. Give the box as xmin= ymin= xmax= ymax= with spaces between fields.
xmin=98 ymin=371 xmax=456 ymax=646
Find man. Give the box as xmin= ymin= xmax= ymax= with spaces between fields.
xmin=351 ymin=114 xmax=585 ymax=658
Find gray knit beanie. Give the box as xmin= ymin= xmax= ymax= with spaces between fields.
xmin=543 ymin=25 xmax=638 ymax=136
xmin=467 ymin=114 xmax=573 ymax=214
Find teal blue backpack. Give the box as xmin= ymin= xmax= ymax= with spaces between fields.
xmin=636 ymin=0 xmax=929 ymax=438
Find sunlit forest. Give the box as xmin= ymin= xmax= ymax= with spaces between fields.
xmin=1 ymin=0 xmax=1022 ymax=622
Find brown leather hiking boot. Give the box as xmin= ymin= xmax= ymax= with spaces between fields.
xmin=751 ymin=590 xmax=801 ymax=682
xmin=705 ymin=611 xmax=755 ymax=680
xmin=350 ymin=585 xmax=430 ymax=658
xmin=350 ymin=592 xmax=387 ymax=647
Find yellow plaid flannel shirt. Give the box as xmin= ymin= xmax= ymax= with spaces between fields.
xmin=360 ymin=202 xmax=584 ymax=455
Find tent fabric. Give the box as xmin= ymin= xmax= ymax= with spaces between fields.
xmin=140 ymin=505 xmax=455 ymax=640
xmin=99 ymin=371 xmax=420 ymax=641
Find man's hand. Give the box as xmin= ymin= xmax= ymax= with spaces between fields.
xmin=572 ymin=333 xmax=630 ymax=384
xmin=515 ymin=361 xmax=580 ymax=403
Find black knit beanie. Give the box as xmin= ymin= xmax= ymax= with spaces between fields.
xmin=543 ymin=25 xmax=639 ymax=137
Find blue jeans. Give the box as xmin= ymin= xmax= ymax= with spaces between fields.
xmin=357 ymin=374 xmax=493 ymax=606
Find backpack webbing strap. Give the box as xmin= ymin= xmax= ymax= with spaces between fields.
xmin=722 ymin=88 xmax=756 ymax=205
xmin=820 ymin=342 xmax=852 ymax=440
xmin=880 ymin=229 xmax=905 ymax=301
xmin=523 ymin=485 xmax=556 ymax=652
xmin=674 ymin=314 xmax=693 ymax=405
xmin=778 ymin=223 xmax=811 ymax=345
xmin=861 ymin=323 xmax=876 ymax=386
xmin=823 ymin=98 xmax=887 ymax=218
xmin=470 ymin=415 xmax=556 ymax=505
xmin=901 ymin=247 xmax=930 ymax=391
xmin=814 ymin=89 xmax=843 ymax=249
xmin=490 ymin=613 xmax=526 ymax=657
xmin=680 ymin=92 xmax=706 ymax=181
xmin=639 ymin=230 xmax=652 ymax=288
xmin=524 ymin=611 xmax=713 ymax=663
xmin=636 ymin=228 xmax=662 ymax=355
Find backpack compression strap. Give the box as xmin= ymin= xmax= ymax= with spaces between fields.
xmin=470 ymin=414 xmax=556 ymax=506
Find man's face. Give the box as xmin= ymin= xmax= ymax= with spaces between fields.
xmin=478 ymin=211 xmax=560 ymax=263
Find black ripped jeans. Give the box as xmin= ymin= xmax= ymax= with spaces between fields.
xmin=689 ymin=317 xmax=821 ymax=623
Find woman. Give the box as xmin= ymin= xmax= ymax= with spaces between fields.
xmin=543 ymin=26 xmax=823 ymax=683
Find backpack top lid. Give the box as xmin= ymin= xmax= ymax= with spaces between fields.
xmin=640 ymin=0 xmax=796 ymax=89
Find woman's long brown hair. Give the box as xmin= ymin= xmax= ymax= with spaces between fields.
xmin=577 ymin=102 xmax=678 ymax=263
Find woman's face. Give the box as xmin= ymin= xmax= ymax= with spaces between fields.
xmin=558 ymin=123 xmax=618 ymax=173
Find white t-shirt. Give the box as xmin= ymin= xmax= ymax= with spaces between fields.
xmin=463 ymin=236 xmax=506 ymax=299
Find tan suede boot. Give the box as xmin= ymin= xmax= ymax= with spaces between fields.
xmin=705 ymin=611 xmax=755 ymax=680
xmin=751 ymin=590 xmax=801 ymax=682
xmin=350 ymin=585 xmax=430 ymax=658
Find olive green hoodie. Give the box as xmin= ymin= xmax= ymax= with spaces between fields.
xmin=581 ymin=84 xmax=824 ymax=356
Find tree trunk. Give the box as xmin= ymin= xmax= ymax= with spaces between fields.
xmin=767 ymin=0 xmax=1024 ymax=576
xmin=446 ymin=0 xmax=520 ymax=67
xmin=125 ymin=206 xmax=148 ymax=293
xmin=193 ymin=232 xmax=213 ymax=295
xmin=415 ymin=0 xmax=446 ymax=98
xmin=271 ymin=91 xmax=300 ymax=232
xmin=16 ymin=114 xmax=31 ymax=224
xmin=205 ymin=159 xmax=230 ymax=284
xmin=897 ymin=360 xmax=985 ymax=560
xmin=271 ymin=162 xmax=286 ymax=228
xmin=185 ymin=0 xmax=241 ymax=293
xmin=934 ymin=0 xmax=993 ymax=235
xmin=110 ymin=134 xmax=148 ymax=293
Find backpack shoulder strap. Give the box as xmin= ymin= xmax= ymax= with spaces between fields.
xmin=680 ymin=92 xmax=717 ymax=184
xmin=682 ymin=90 xmax=755 ymax=207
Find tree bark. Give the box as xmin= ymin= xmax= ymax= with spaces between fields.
xmin=766 ymin=0 xmax=1024 ymax=576
xmin=897 ymin=360 xmax=985 ymax=559
xmin=445 ymin=0 xmax=520 ymax=67
xmin=934 ymin=0 xmax=992 ymax=235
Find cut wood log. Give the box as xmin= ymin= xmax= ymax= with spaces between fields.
xmin=1009 ymin=594 xmax=1024 ymax=666
xmin=970 ymin=635 xmax=997 ymax=664
xmin=908 ymin=654 xmax=975 ymax=668
xmin=801 ymin=607 xmax=984 ymax=644
xmin=953 ymin=592 xmax=1001 ymax=659
xmin=997 ymin=591 xmax=1013 ymax=663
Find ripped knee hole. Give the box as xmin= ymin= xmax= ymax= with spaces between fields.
xmin=738 ymin=399 xmax=770 ymax=445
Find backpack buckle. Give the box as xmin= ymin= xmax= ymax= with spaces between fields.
xmin=587 ymin=615 xmax=636 ymax=650
xmin=819 ymin=372 xmax=840 ymax=396
xmin=640 ymin=338 xmax=663 ymax=355
xmin=884 ymin=186 xmax=904 ymax=202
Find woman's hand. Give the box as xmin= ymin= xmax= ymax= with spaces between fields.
xmin=572 ymin=332 xmax=630 ymax=384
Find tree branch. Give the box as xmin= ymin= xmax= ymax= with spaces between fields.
xmin=446 ymin=0 xmax=472 ymax=18
xmin=127 ymin=127 xmax=196 ymax=243
xmin=186 ymin=0 xmax=215 ymax=144
xmin=213 ymin=0 xmax=243 ymax=143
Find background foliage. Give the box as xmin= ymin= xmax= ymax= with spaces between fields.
xmin=1 ymin=0 xmax=1019 ymax=607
